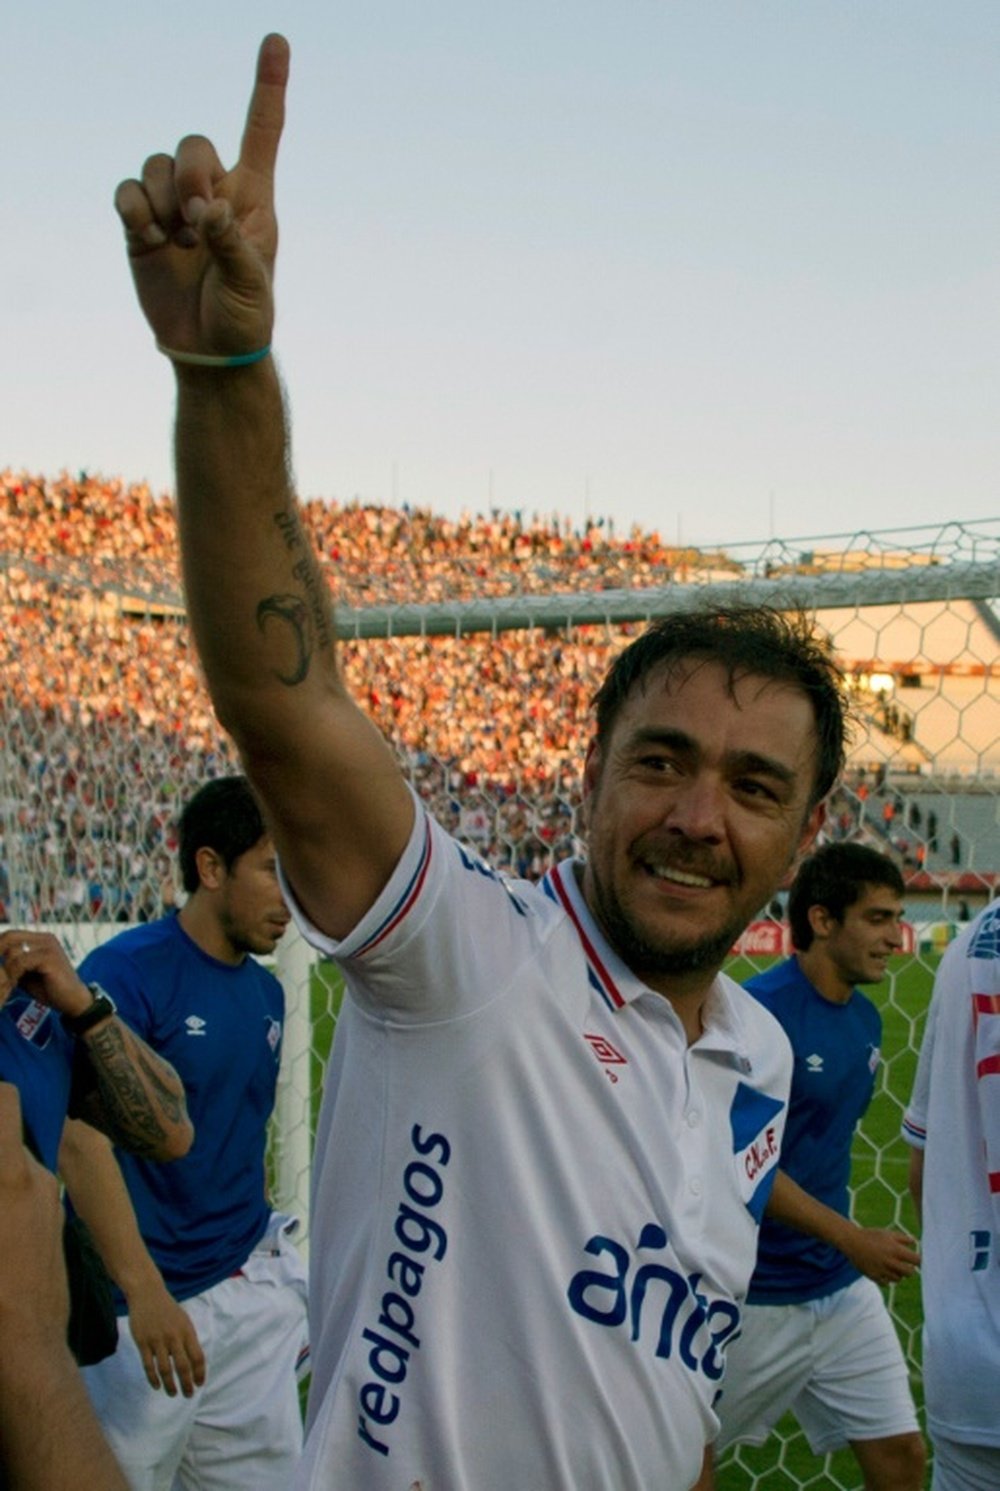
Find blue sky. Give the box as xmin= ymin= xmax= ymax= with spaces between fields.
xmin=5 ymin=2 xmax=1000 ymax=546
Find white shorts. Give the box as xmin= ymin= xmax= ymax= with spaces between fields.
xmin=84 ymin=1216 xmax=309 ymax=1491
xmin=931 ymin=1436 xmax=1000 ymax=1491
xmin=715 ymin=1277 xmax=919 ymax=1456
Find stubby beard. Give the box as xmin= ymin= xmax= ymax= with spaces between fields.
xmin=585 ymin=855 xmax=749 ymax=983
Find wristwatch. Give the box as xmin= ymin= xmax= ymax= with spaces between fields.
xmin=62 ymin=983 xmax=118 ymax=1037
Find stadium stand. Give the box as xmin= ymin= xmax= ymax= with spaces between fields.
xmin=0 ymin=469 xmax=997 ymax=927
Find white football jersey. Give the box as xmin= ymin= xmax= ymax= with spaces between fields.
xmin=288 ymin=801 xmax=793 ymax=1490
xmin=903 ymin=902 xmax=1000 ymax=1446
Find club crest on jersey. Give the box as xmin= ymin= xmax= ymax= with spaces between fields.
xmin=14 ymin=996 xmax=52 ymax=1048
xmin=730 ymin=1082 xmax=785 ymax=1222
xmin=969 ymin=905 xmax=1000 ymax=959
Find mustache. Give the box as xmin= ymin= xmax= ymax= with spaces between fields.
xmin=635 ymin=838 xmax=737 ymax=886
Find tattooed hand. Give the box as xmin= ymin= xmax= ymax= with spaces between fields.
xmin=0 ymin=929 xmax=194 ymax=1162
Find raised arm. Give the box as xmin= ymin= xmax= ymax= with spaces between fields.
xmin=0 ymin=932 xmax=192 ymax=1161
xmin=114 ymin=34 xmax=413 ymax=939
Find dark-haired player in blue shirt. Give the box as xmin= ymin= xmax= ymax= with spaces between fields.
xmin=60 ymin=777 xmax=308 ymax=1491
xmin=715 ymin=842 xmax=925 ymax=1491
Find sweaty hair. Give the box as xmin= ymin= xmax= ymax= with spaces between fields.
xmin=591 ymin=605 xmax=847 ymax=808
xmin=788 ymin=841 xmax=905 ymax=951
xmin=178 ymin=776 xmax=268 ymax=894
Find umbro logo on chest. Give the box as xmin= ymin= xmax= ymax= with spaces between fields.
xmin=584 ymin=1031 xmax=628 ymax=1084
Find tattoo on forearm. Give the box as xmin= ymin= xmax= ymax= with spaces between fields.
xmin=256 ymin=593 xmax=312 ymax=686
xmin=260 ymin=508 xmax=335 ymax=685
xmin=273 ymin=509 xmax=302 ymax=552
xmin=292 ymin=557 xmax=334 ymax=651
xmin=84 ymin=1023 xmax=184 ymax=1160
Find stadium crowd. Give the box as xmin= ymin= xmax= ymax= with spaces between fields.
xmin=0 ymin=468 xmax=967 ymax=923
xmin=1 ymin=467 xmax=728 ymax=607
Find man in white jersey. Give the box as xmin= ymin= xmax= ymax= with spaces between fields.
xmin=112 ymin=35 xmax=849 ymax=1489
xmin=903 ymin=901 xmax=1000 ymax=1491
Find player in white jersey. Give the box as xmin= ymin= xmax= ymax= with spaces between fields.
xmin=902 ymin=902 xmax=1000 ymax=1491
xmin=292 ymin=802 xmax=795 ymax=1487
xmin=111 ymin=34 xmax=850 ymax=1488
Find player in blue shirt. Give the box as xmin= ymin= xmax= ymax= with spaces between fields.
xmin=0 ymin=926 xmax=192 ymax=1409
xmin=60 ymin=777 xmax=308 ymax=1491
xmin=715 ymin=842 xmax=925 ymax=1491
xmin=0 ymin=928 xmax=192 ymax=1173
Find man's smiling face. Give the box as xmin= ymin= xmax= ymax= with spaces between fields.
xmin=581 ymin=658 xmax=825 ymax=994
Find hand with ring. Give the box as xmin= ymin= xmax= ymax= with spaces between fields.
xmin=0 ymin=931 xmax=97 ymax=1022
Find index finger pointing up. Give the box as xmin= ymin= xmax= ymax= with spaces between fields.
xmin=238 ymin=32 xmax=289 ymax=181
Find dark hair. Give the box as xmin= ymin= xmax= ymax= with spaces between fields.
xmin=591 ymin=605 xmax=847 ymax=808
xmin=178 ymin=776 xmax=268 ymax=894
xmin=788 ymin=841 xmax=905 ymax=951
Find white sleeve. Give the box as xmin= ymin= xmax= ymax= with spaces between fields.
xmin=282 ymin=794 xmax=554 ymax=1022
xmin=969 ymin=942 xmax=1000 ymax=1207
xmin=901 ymin=978 xmax=939 ymax=1151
